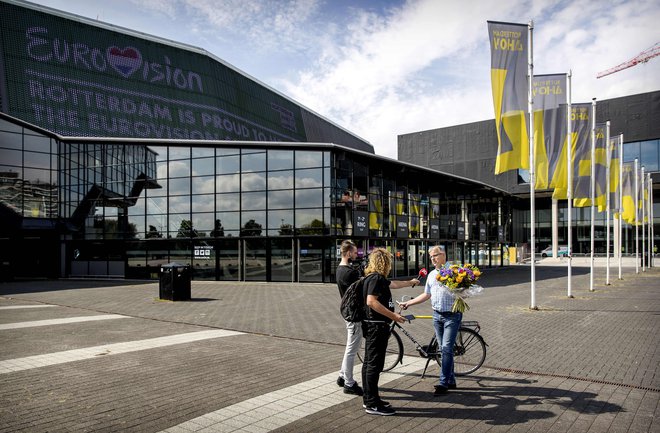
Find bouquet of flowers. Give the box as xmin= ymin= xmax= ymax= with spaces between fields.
xmin=436 ymin=264 xmax=483 ymax=313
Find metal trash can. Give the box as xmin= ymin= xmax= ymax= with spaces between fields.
xmin=159 ymin=262 xmax=191 ymax=301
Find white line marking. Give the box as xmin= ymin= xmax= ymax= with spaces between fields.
xmin=0 ymin=305 xmax=57 ymax=310
xmin=0 ymin=329 xmax=243 ymax=374
xmin=0 ymin=314 xmax=128 ymax=330
xmin=160 ymin=355 xmax=429 ymax=433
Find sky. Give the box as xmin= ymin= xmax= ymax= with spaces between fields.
xmin=27 ymin=0 xmax=660 ymax=159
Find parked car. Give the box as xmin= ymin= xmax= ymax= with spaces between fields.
xmin=541 ymin=246 xmax=570 ymax=257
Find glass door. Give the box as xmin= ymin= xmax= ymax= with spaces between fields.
xmin=298 ymin=238 xmax=324 ymax=282
xmin=217 ymin=239 xmax=240 ymax=281
xmin=271 ymin=238 xmax=294 ymax=282
xmin=244 ymin=239 xmax=267 ymax=281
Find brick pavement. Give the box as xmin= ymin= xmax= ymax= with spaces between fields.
xmin=0 ymin=264 xmax=658 ymax=432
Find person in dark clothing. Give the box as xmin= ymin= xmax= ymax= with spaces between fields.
xmin=335 ymin=240 xmax=363 ymax=395
xmin=361 ymin=247 xmax=419 ymax=416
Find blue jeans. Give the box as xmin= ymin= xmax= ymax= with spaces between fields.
xmin=433 ymin=310 xmax=462 ymax=387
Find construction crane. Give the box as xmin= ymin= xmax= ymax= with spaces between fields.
xmin=596 ymin=43 xmax=660 ymax=78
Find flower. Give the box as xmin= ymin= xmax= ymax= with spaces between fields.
xmin=435 ymin=263 xmax=483 ymax=313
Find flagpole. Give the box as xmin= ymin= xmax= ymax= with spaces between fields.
xmin=642 ymin=166 xmax=646 ymax=272
xmin=648 ymin=173 xmax=652 ymax=268
xmin=566 ymin=71 xmax=573 ymax=297
xmin=589 ymin=99 xmax=596 ymax=292
xmin=635 ymin=158 xmax=639 ymax=274
xmin=527 ymin=21 xmax=537 ymax=309
xmin=651 ymin=174 xmax=654 ymax=268
xmin=606 ymin=121 xmax=611 ymax=285
xmin=618 ymin=134 xmax=624 ymax=279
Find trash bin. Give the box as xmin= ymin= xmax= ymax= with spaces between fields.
xmin=159 ymin=262 xmax=191 ymax=301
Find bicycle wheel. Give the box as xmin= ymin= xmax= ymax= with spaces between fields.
xmin=429 ymin=328 xmax=486 ymax=376
xmin=453 ymin=328 xmax=486 ymax=375
xmin=356 ymin=329 xmax=404 ymax=372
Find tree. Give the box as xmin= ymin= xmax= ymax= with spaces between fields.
xmin=278 ymin=223 xmax=293 ymax=236
xmin=298 ymin=218 xmax=327 ymax=235
xmin=210 ymin=219 xmax=225 ymax=237
xmin=146 ymin=225 xmax=163 ymax=239
xmin=176 ymin=219 xmax=199 ymax=238
xmin=240 ymin=219 xmax=262 ymax=237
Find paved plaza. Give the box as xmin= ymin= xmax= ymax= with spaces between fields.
xmin=0 ymin=263 xmax=658 ymax=432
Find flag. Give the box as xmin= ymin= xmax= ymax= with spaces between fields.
xmin=369 ymin=187 xmax=382 ymax=231
xmin=532 ymin=74 xmax=568 ymax=189
xmin=574 ymin=122 xmax=608 ymax=209
xmin=608 ymin=135 xmax=621 ymax=212
xmin=553 ymin=103 xmax=591 ymax=200
xmin=409 ymin=194 xmax=420 ymax=234
xmin=621 ymin=163 xmax=637 ymax=224
xmin=638 ymin=169 xmax=648 ymax=224
xmin=388 ymin=191 xmax=404 ymax=233
xmin=488 ymin=21 xmax=529 ymax=174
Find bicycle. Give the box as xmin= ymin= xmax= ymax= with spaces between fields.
xmin=357 ymin=297 xmax=487 ymax=378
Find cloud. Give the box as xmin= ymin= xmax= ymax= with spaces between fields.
xmin=278 ymin=0 xmax=660 ymax=159
xmin=279 ymin=0 xmax=521 ymax=158
xmin=131 ymin=0 xmax=322 ymax=54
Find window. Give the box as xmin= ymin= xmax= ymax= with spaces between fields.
xmin=640 ymin=140 xmax=659 ymax=172
xmin=295 ymin=150 xmax=322 ymax=169
xmin=268 ymin=150 xmax=293 ymax=170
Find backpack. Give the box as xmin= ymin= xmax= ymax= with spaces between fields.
xmin=339 ymin=276 xmax=368 ymax=322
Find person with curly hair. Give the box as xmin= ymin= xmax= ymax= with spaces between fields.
xmin=361 ymin=247 xmax=419 ymax=416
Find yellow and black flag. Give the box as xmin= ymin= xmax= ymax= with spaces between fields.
xmin=621 ymin=162 xmax=637 ymax=224
xmin=532 ymin=74 xmax=568 ymax=190
xmin=369 ymin=187 xmax=382 ymax=232
xmin=488 ymin=21 xmax=529 ymax=174
xmin=553 ymin=103 xmax=591 ymax=200
xmin=574 ymin=122 xmax=608 ymax=208
xmin=608 ymin=135 xmax=621 ymax=213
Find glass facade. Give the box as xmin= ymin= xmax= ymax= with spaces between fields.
xmin=0 ymin=115 xmax=512 ymax=282
xmin=513 ymin=138 xmax=660 ymax=254
xmin=623 ymin=139 xmax=660 ymax=172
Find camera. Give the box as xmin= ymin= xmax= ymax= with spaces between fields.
xmin=350 ymin=253 xmax=369 ymax=276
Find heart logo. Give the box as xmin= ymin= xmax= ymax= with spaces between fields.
xmin=106 ymin=46 xmax=143 ymax=78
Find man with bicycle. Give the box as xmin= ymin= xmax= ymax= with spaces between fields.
xmin=401 ymin=245 xmax=461 ymax=396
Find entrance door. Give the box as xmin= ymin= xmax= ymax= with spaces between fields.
xmin=271 ymin=238 xmax=294 ymax=282
xmin=217 ymin=239 xmax=240 ymax=281
xmin=244 ymin=239 xmax=267 ymax=281
xmin=394 ymin=240 xmax=407 ymax=277
xmin=297 ymin=238 xmax=335 ymax=283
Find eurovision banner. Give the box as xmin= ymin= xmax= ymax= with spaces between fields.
xmin=488 ymin=21 xmax=529 ymax=174
xmin=553 ymin=103 xmax=591 ymax=200
xmin=532 ymin=74 xmax=568 ymax=190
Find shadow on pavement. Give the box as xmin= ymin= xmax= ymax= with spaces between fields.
xmin=478 ymin=266 xmax=590 ymax=288
xmin=0 ymin=279 xmax=154 ymax=295
xmin=387 ymin=377 xmax=623 ymax=424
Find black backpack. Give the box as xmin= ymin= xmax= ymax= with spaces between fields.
xmin=340 ymin=275 xmax=368 ymax=322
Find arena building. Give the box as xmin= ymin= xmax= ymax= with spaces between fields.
xmin=0 ymin=0 xmax=512 ymax=281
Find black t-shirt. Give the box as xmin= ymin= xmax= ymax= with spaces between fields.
xmin=363 ymin=273 xmax=393 ymax=322
xmin=336 ymin=264 xmax=361 ymax=298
